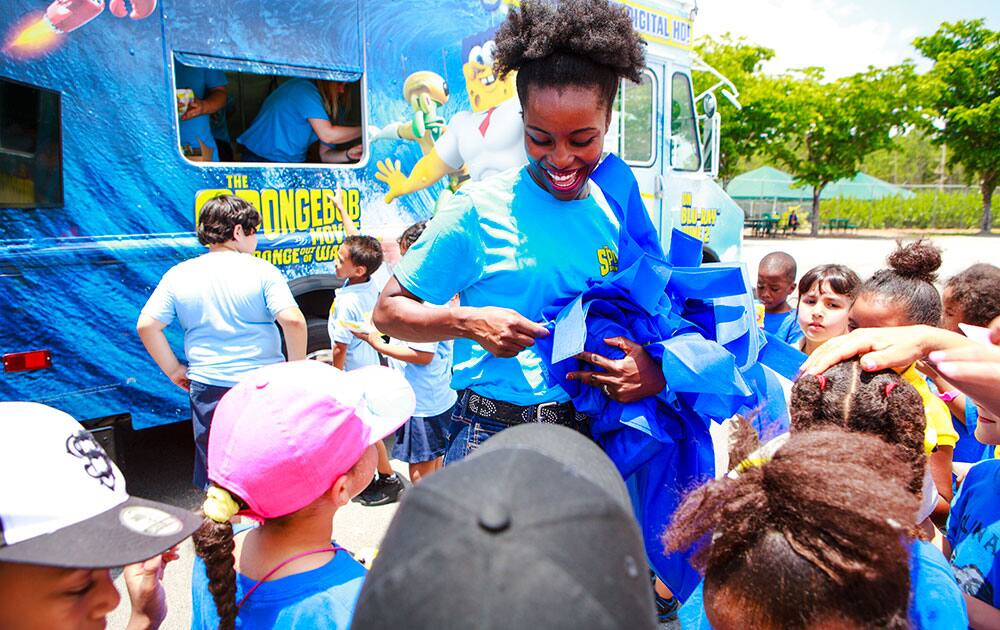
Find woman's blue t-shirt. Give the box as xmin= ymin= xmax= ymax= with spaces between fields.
xmin=237 ymin=79 xmax=329 ymax=163
xmin=677 ymin=539 xmax=967 ymax=629
xmin=394 ymin=167 xmax=621 ymax=405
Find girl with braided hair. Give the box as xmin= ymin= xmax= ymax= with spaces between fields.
xmin=668 ymin=429 xmax=968 ymax=629
xmin=373 ymin=0 xmax=658 ymax=460
xmin=849 ymin=239 xmax=960 ymax=514
xmin=189 ymin=360 xmax=415 ymax=629
xmin=669 ymin=430 xmax=917 ymax=630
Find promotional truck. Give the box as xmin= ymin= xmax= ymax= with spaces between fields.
xmin=0 ymin=0 xmax=743 ymax=456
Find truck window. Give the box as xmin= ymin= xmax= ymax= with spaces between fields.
xmin=669 ymin=72 xmax=702 ymax=172
xmin=617 ymin=70 xmax=656 ymax=166
xmin=173 ymin=58 xmax=364 ymax=166
xmin=0 ymin=77 xmax=63 ymax=208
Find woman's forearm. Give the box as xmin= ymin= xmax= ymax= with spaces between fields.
xmin=374 ymin=292 xmax=469 ymax=343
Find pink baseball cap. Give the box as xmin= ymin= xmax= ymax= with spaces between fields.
xmin=207 ymin=360 xmax=415 ymax=520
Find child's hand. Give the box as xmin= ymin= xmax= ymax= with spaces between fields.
xmin=325 ymin=188 xmax=358 ymax=236
xmin=123 ymin=547 xmax=179 ymax=630
xmin=167 ymin=365 xmax=190 ymax=392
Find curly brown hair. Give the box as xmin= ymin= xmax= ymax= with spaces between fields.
xmin=945 ymin=263 xmax=1000 ymax=328
xmin=860 ymin=239 xmax=943 ymax=326
xmin=493 ymin=0 xmax=646 ymax=110
xmin=664 ymin=430 xmax=916 ymax=630
xmin=197 ymin=195 xmax=261 ymax=246
xmin=790 ymin=358 xmax=925 ymax=494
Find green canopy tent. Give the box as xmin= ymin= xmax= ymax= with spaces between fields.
xmin=727 ymin=166 xmax=915 ymax=202
xmin=822 ymin=172 xmax=916 ymax=200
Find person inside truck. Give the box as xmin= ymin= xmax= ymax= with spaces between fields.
xmin=372 ymin=0 xmax=656 ymax=457
xmin=237 ymin=78 xmax=363 ymax=164
xmin=175 ymin=61 xmax=228 ymax=162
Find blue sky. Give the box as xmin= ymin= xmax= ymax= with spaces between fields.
xmin=697 ymin=0 xmax=1000 ymax=78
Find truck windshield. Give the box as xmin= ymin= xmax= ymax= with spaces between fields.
xmin=670 ymin=72 xmax=701 ymax=172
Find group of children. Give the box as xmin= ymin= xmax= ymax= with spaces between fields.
xmin=746 ymin=240 xmax=1000 ymax=628
xmin=328 ymin=214 xmax=458 ymax=505
xmin=7 ymin=186 xmax=1000 ymax=630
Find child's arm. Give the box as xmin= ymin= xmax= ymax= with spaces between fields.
xmin=332 ymin=342 xmax=348 ymax=370
xmin=355 ymin=331 xmax=433 ymax=365
xmin=326 ymin=189 xmax=359 ymax=237
xmin=275 ymin=306 xmax=307 ymax=361
xmin=136 ymin=314 xmax=189 ymax=391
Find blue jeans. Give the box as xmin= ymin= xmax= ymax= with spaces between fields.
xmin=189 ymin=381 xmax=231 ymax=490
xmin=443 ymin=392 xmax=590 ymax=466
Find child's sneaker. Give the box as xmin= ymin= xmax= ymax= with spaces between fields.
xmin=354 ymin=473 xmax=404 ymax=507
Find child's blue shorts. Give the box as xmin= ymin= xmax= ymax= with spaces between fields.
xmin=392 ymin=405 xmax=454 ymax=464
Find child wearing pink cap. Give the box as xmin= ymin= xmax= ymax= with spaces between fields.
xmin=189 ymin=360 xmax=415 ymax=629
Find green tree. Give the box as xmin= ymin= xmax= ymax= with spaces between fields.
xmin=914 ymin=20 xmax=1000 ymax=233
xmin=693 ymin=34 xmax=776 ymax=184
xmin=762 ymin=65 xmax=919 ymax=235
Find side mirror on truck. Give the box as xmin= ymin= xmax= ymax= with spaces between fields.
xmin=698 ymin=92 xmax=721 ymax=179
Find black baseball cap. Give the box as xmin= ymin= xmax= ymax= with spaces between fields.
xmin=352 ymin=424 xmax=656 ymax=629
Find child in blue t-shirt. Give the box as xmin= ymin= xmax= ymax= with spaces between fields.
xmin=190 ymin=360 xmax=415 ymax=630
xmin=355 ymin=221 xmax=458 ymax=483
xmin=948 ymin=403 xmax=1000 ymax=628
xmin=756 ymin=251 xmax=804 ymax=346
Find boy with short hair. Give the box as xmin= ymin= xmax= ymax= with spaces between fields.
xmin=137 ymin=195 xmax=307 ymax=489
xmin=328 ymin=234 xmax=403 ymax=505
xmin=329 ymin=235 xmax=384 ymax=370
xmin=756 ymin=251 xmax=804 ymax=345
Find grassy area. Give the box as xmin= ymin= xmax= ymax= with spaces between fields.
xmin=819 ymin=191 xmax=996 ymax=230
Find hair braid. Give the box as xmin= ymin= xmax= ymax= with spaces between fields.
xmin=791 ymin=359 xmax=926 ymax=495
xmin=193 ymin=517 xmax=238 ymax=629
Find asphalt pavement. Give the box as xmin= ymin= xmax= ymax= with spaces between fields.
xmin=106 ymin=232 xmax=998 ymax=629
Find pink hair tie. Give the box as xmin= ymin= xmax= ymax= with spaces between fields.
xmin=885 ymin=382 xmax=898 ymax=397
xmin=816 ymin=374 xmax=827 ymax=391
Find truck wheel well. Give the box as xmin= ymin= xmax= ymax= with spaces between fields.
xmin=288 ymin=274 xmax=344 ymax=362
xmin=289 ymin=274 xmax=344 ymax=320
xmin=701 ymin=246 xmax=720 ymax=263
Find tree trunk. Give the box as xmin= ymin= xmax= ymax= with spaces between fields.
xmin=981 ymin=173 xmax=997 ymax=235
xmin=809 ymin=186 xmax=823 ymax=236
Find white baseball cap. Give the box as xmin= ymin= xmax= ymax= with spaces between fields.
xmin=0 ymin=402 xmax=200 ymax=567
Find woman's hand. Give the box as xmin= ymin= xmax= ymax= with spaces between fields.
xmin=800 ymin=325 xmax=951 ymax=375
xmin=567 ymin=337 xmax=666 ymax=403
xmin=461 ymin=306 xmax=549 ymax=358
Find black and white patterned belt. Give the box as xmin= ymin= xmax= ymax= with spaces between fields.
xmin=457 ymin=389 xmax=587 ymax=427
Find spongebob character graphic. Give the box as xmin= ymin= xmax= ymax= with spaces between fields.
xmin=375 ymin=27 xmax=527 ymax=204
xmin=370 ymin=71 xmax=469 ymax=198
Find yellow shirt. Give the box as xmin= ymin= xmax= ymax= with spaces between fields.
xmin=902 ymin=365 xmax=959 ymax=453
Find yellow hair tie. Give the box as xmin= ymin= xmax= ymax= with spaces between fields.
xmin=203 ymin=486 xmax=240 ymax=523
xmin=735 ymin=456 xmax=770 ymax=474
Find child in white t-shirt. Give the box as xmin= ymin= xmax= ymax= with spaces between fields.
xmin=356 ymin=221 xmax=458 ymax=482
